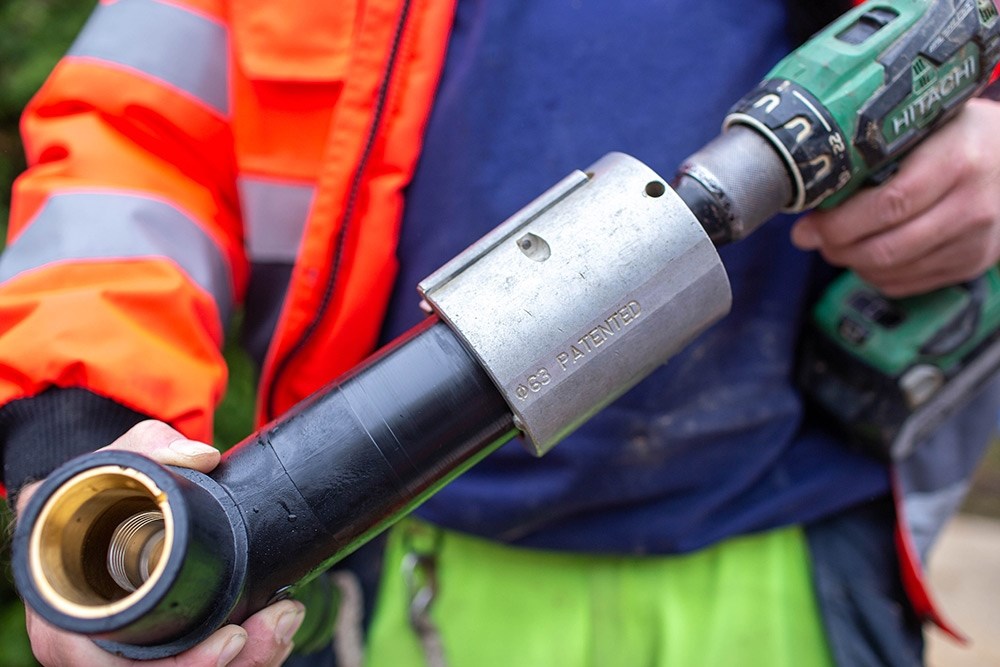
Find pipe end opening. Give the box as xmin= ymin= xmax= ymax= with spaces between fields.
xmin=28 ymin=466 xmax=174 ymax=619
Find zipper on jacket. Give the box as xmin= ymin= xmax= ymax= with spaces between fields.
xmin=265 ymin=0 xmax=415 ymax=421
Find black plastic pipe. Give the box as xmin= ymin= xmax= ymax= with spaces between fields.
xmin=13 ymin=317 xmax=518 ymax=658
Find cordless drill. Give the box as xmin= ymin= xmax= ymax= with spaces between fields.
xmin=13 ymin=0 xmax=1000 ymax=658
xmin=673 ymin=0 xmax=1000 ymax=459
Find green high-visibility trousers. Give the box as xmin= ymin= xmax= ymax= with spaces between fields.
xmin=365 ymin=519 xmax=834 ymax=667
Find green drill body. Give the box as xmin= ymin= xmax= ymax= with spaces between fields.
xmin=758 ymin=0 xmax=1000 ymax=457
xmin=676 ymin=0 xmax=1000 ymax=458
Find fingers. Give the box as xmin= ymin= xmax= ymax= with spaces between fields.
xmin=791 ymin=152 xmax=958 ymax=251
xmin=794 ymin=182 xmax=1000 ymax=295
xmin=26 ymin=599 xmax=305 ymax=667
xmin=790 ymin=99 xmax=1000 ymax=295
xmin=28 ymin=612 xmax=129 ymax=667
xmin=160 ymin=600 xmax=304 ymax=667
xmin=804 ymin=193 xmax=996 ymax=271
xmin=794 ymin=200 xmax=995 ymax=297
xmin=852 ymin=234 xmax=995 ymax=297
xmin=792 ymin=118 xmax=964 ymax=251
xmin=227 ymin=600 xmax=306 ymax=667
xmin=167 ymin=624 xmax=250 ymax=667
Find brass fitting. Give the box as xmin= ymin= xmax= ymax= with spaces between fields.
xmin=28 ymin=465 xmax=174 ymax=619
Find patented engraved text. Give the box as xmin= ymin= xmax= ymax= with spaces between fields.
xmin=557 ymin=300 xmax=642 ymax=370
xmin=512 ymin=300 xmax=643 ymax=402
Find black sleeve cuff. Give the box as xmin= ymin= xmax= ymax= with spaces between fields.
xmin=0 ymin=387 xmax=150 ymax=500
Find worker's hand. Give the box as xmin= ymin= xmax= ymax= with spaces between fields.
xmin=791 ymin=97 xmax=1000 ymax=297
xmin=17 ymin=420 xmax=306 ymax=667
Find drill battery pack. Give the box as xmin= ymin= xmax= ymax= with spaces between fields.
xmin=798 ymin=267 xmax=1000 ymax=460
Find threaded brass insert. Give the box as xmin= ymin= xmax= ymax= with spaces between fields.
xmin=28 ymin=465 xmax=174 ymax=619
xmin=107 ymin=511 xmax=166 ymax=593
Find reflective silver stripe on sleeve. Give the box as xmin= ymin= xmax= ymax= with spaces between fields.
xmin=0 ymin=192 xmax=234 ymax=327
xmin=238 ymin=177 xmax=314 ymax=263
xmin=67 ymin=0 xmax=229 ymax=115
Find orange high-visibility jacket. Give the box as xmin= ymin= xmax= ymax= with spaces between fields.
xmin=0 ymin=0 xmax=457 ymax=442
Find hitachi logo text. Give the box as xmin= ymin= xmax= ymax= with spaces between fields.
xmin=890 ymin=56 xmax=977 ymax=136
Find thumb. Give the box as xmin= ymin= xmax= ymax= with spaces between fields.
xmin=790 ymin=214 xmax=822 ymax=250
xmin=106 ymin=420 xmax=220 ymax=473
xmin=15 ymin=421 xmax=219 ymax=512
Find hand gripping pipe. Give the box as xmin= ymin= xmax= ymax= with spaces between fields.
xmin=13 ymin=153 xmax=731 ymax=658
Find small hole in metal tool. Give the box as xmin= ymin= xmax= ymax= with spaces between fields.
xmin=645 ymin=181 xmax=666 ymax=198
xmin=517 ymin=233 xmax=551 ymax=262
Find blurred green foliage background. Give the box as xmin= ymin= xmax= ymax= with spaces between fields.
xmin=0 ymin=3 xmax=998 ymax=666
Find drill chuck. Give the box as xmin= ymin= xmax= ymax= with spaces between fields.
xmin=673 ymin=126 xmax=794 ymax=245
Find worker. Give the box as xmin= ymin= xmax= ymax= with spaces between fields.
xmin=2 ymin=1 xmax=1000 ymax=666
